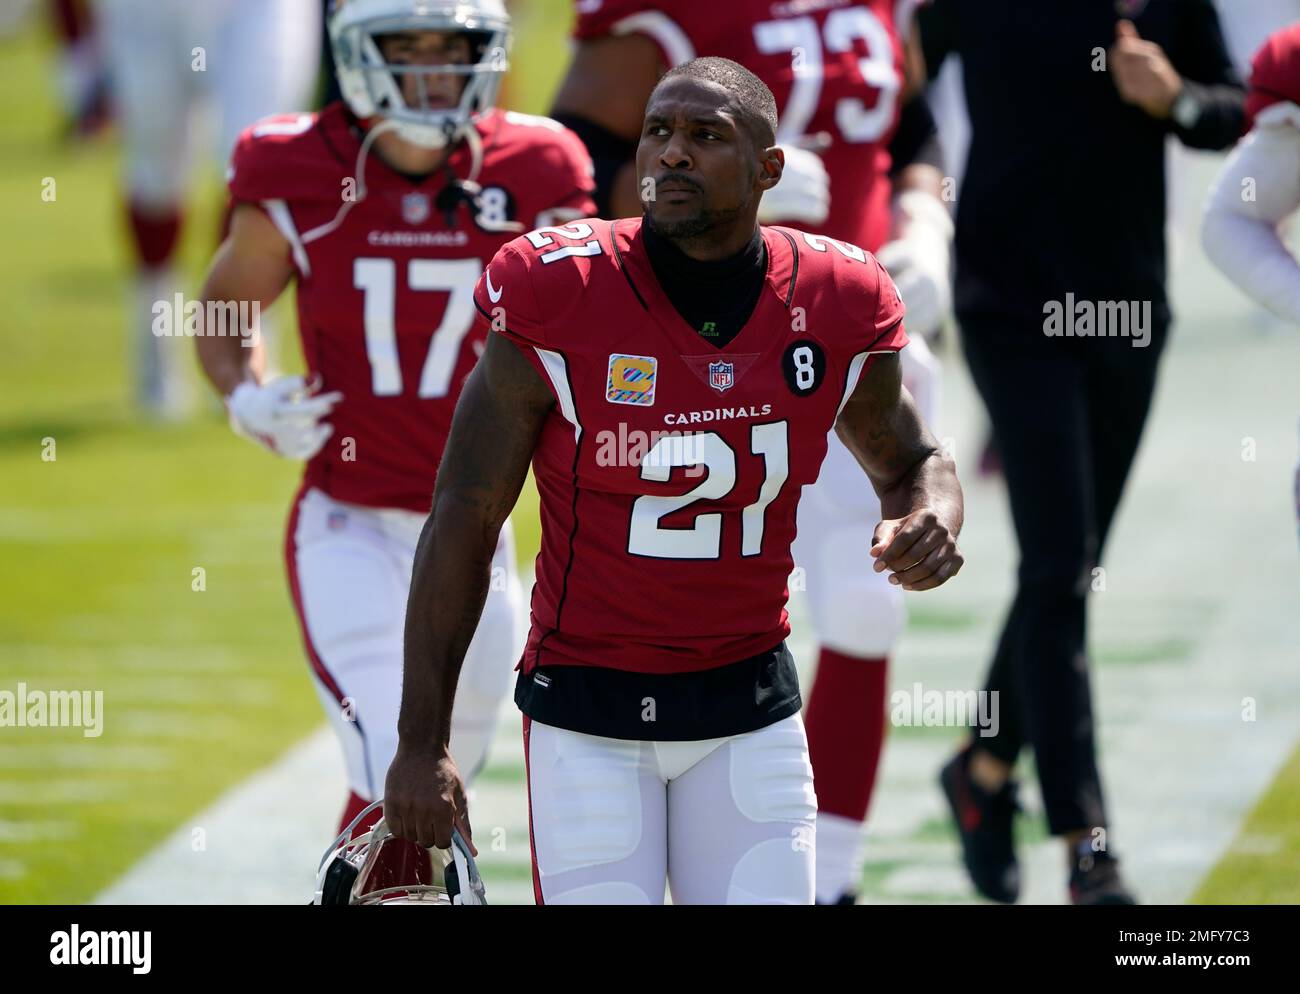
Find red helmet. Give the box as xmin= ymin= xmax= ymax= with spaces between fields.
xmin=313 ymin=799 xmax=487 ymax=905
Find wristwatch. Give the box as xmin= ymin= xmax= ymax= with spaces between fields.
xmin=1171 ymin=86 xmax=1201 ymax=129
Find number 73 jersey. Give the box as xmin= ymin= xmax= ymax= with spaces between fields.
xmin=474 ymin=217 xmax=908 ymax=676
xmin=573 ymin=0 xmax=910 ymax=251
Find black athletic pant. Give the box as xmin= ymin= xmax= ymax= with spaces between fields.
xmin=959 ymin=312 xmax=1168 ymax=836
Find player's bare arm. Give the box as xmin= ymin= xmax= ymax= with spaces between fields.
xmin=194 ymin=203 xmax=293 ymax=394
xmin=551 ymin=32 xmax=663 ymax=217
xmin=194 ymin=203 xmax=342 ymax=459
xmin=835 ymin=352 xmax=963 ymax=591
xmin=384 ymin=332 xmax=554 ymax=850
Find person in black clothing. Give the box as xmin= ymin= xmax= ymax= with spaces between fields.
xmin=916 ymin=0 xmax=1245 ymax=904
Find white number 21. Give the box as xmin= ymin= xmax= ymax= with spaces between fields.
xmin=628 ymin=422 xmax=790 ymax=559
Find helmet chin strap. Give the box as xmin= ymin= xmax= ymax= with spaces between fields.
xmin=300 ymin=116 xmax=402 ymax=245
xmin=300 ymin=114 xmax=523 ymax=241
xmin=435 ymin=121 xmax=524 ymax=233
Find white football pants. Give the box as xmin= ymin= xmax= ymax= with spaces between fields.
xmin=98 ymin=0 xmax=322 ymax=205
xmin=523 ymin=713 xmax=817 ymax=905
xmin=286 ymin=486 xmax=524 ymax=799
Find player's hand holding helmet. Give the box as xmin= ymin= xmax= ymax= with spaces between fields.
xmin=314 ymin=799 xmax=487 ymax=905
xmin=875 ymin=190 xmax=954 ymax=341
xmin=383 ymin=745 xmax=476 ymax=856
xmin=225 ymin=375 xmax=342 ymax=460
xmin=758 ymin=143 xmax=830 ymax=226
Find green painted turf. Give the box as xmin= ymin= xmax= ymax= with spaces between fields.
xmin=0 ymin=9 xmax=563 ymax=903
xmin=2 ymin=1 xmax=1296 ymax=904
xmin=1192 ymin=744 xmax=1300 ymax=904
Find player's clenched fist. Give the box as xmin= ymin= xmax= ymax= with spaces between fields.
xmin=383 ymin=747 xmax=477 ymax=855
xmin=871 ymin=508 xmax=964 ymax=591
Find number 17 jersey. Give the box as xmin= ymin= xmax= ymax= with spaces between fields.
xmin=473 ymin=217 xmax=908 ymax=676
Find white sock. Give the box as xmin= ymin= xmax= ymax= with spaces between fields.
xmin=133 ymin=268 xmax=192 ymax=419
xmin=815 ymin=811 xmax=867 ymax=903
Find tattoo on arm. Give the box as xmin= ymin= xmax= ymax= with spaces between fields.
xmin=834 ymin=353 xmax=960 ymax=531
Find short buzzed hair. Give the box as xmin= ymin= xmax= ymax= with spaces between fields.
xmin=653 ymin=56 xmax=779 ymax=149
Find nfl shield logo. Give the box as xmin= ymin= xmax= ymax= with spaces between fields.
xmin=708 ymin=360 xmax=734 ymax=393
xmin=401 ymin=192 xmax=431 ymax=225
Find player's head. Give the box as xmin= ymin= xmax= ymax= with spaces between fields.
xmin=637 ymin=57 xmax=783 ymax=242
xmin=329 ymin=0 xmax=510 ymax=149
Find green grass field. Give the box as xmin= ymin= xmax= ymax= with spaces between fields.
xmin=0 ymin=6 xmax=566 ymax=903
xmin=2 ymin=3 xmax=1297 ymax=904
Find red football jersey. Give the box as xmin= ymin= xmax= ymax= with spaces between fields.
xmin=473 ymin=218 xmax=908 ymax=675
xmin=1246 ymin=22 xmax=1300 ymax=130
xmin=227 ymin=103 xmax=596 ymax=512
xmin=573 ymin=0 xmax=909 ymax=251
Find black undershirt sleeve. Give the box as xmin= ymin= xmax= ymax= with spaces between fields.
xmin=888 ymin=93 xmax=945 ymax=179
xmin=916 ymin=0 xmax=957 ymax=79
xmin=552 ymin=112 xmax=639 ymax=219
xmin=1166 ymin=0 xmax=1245 ymax=150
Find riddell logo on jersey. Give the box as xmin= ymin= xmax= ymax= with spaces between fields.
xmin=606 ymin=354 xmax=658 ymax=406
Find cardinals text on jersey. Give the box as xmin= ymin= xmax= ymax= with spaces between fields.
xmin=227 ymin=104 xmax=595 ymax=511
xmin=473 ymin=217 xmax=908 ymax=674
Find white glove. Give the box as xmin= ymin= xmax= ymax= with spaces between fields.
xmin=875 ymin=190 xmax=954 ymax=341
xmin=758 ymin=144 xmax=830 ymax=226
xmin=225 ymin=375 xmax=342 ymax=459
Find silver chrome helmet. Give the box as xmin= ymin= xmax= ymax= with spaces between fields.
xmin=313 ymin=799 xmax=487 ymax=905
xmin=328 ymin=0 xmax=511 ymax=149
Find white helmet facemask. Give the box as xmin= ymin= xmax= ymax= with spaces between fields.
xmin=329 ymin=0 xmax=511 ymax=150
xmin=313 ymin=799 xmax=487 ymax=906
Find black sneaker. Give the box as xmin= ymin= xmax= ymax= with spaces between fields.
xmin=939 ymin=747 xmax=1021 ymax=903
xmin=815 ymin=891 xmax=858 ymax=906
xmin=1070 ymin=847 xmax=1137 ymax=905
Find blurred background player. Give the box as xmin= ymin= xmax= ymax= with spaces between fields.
xmin=193 ymin=0 xmax=595 ymax=850
xmin=1202 ymin=18 xmax=1300 ymax=543
xmin=97 ymin=0 xmax=322 ymax=417
xmin=549 ymin=0 xmax=953 ymax=905
xmin=917 ymin=0 xmax=1244 ymax=904
xmin=46 ymin=0 xmax=110 ymax=139
xmin=1203 ymin=20 xmax=1300 ymax=326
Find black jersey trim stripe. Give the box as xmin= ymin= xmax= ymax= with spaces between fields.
xmin=474 ymin=297 xmax=551 ymax=350
xmin=610 ymin=219 xmax=650 ymax=311
xmin=775 ymin=227 xmax=800 ymax=309
xmin=865 ymin=317 xmax=905 ymax=351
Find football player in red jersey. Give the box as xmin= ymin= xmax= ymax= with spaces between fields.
xmin=547 ymin=0 xmax=953 ymax=902
xmin=193 ymin=0 xmax=596 ymax=845
xmin=1203 ymin=20 xmax=1300 ymax=326
xmin=384 ymin=58 xmax=964 ymax=904
xmin=1202 ymin=21 xmax=1300 ymax=542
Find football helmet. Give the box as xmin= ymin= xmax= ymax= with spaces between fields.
xmin=328 ymin=0 xmax=511 ymax=149
xmin=313 ymin=799 xmax=487 ymax=905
